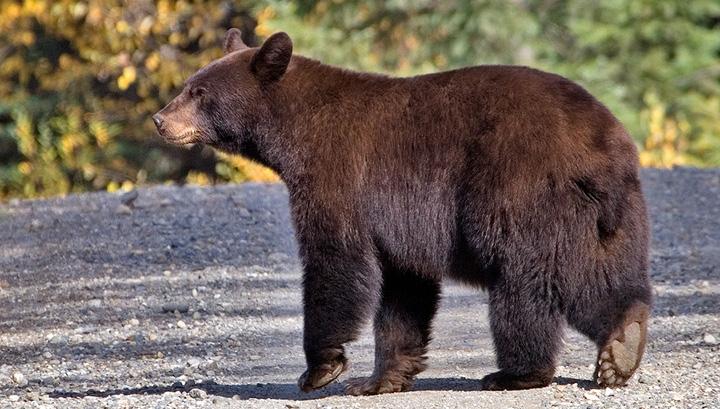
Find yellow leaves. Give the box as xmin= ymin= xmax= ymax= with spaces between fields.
xmin=14 ymin=110 xmax=37 ymax=157
xmin=23 ymin=0 xmax=47 ymax=15
xmin=215 ymin=153 xmax=279 ymax=183
xmin=106 ymin=180 xmax=133 ymax=193
xmin=19 ymin=31 xmax=35 ymax=46
xmin=2 ymin=3 xmax=22 ymax=20
xmin=186 ymin=171 xmax=211 ymax=186
xmin=169 ymin=31 xmax=182 ymax=46
xmin=18 ymin=162 xmax=32 ymax=176
xmin=60 ymin=133 xmax=82 ymax=157
xmin=116 ymin=20 xmax=130 ymax=34
xmin=117 ymin=66 xmax=136 ymax=90
xmin=106 ymin=181 xmax=120 ymax=192
xmin=255 ymin=6 xmax=276 ymax=37
xmin=72 ymin=2 xmax=88 ymax=19
xmin=145 ymin=52 xmax=160 ymax=72
xmin=138 ymin=16 xmax=154 ymax=36
xmin=639 ymin=93 xmax=690 ymax=168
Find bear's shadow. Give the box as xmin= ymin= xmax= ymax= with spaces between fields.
xmin=48 ymin=376 xmax=596 ymax=401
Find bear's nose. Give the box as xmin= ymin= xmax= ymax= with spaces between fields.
xmin=152 ymin=114 xmax=164 ymax=130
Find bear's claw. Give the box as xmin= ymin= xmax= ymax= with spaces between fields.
xmin=298 ymin=358 xmax=348 ymax=392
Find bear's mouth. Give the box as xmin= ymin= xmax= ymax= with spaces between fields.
xmin=166 ymin=128 xmax=199 ymax=145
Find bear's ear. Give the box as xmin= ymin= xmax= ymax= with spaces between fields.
xmin=224 ymin=28 xmax=249 ymax=54
xmin=250 ymin=32 xmax=293 ymax=84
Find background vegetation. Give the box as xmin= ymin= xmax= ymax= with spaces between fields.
xmin=1 ymin=0 xmax=719 ymax=200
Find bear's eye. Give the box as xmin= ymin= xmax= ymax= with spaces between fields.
xmin=189 ymin=87 xmax=206 ymax=99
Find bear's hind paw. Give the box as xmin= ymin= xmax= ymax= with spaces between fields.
xmin=594 ymin=304 xmax=649 ymax=388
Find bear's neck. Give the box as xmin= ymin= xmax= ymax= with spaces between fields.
xmin=259 ymin=56 xmax=393 ymax=183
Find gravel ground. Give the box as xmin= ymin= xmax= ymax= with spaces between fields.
xmin=0 ymin=168 xmax=718 ymax=409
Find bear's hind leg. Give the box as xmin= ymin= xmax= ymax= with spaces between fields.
xmin=481 ymin=274 xmax=562 ymax=390
xmin=346 ymin=269 xmax=440 ymax=395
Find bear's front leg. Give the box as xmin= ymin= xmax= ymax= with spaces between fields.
xmin=297 ymin=239 xmax=382 ymax=392
xmin=346 ymin=268 xmax=441 ymax=395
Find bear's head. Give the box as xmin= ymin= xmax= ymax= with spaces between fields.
xmin=152 ymin=29 xmax=292 ymax=155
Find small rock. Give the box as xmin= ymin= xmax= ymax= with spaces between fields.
xmin=120 ymin=190 xmax=139 ymax=207
xmin=583 ymin=392 xmax=599 ymax=400
xmin=177 ymin=320 xmax=187 ymax=329
xmin=25 ymin=391 xmax=40 ymax=401
xmin=703 ymin=333 xmax=717 ymax=344
xmin=249 ymin=355 xmax=261 ymax=361
xmin=188 ymin=388 xmax=207 ymax=399
xmin=162 ymin=303 xmax=189 ymax=314
xmin=115 ymin=204 xmax=132 ymax=215
xmin=87 ymin=299 xmax=103 ymax=308
xmin=192 ymin=311 xmax=201 ymax=320
xmin=192 ymin=288 xmax=198 ymax=298
xmin=693 ymin=362 xmax=703 ymax=369
xmin=128 ymin=318 xmax=140 ymax=326
xmin=43 ymin=351 xmax=52 ymax=359
xmin=671 ymin=392 xmax=683 ymax=401
xmin=604 ymin=388 xmax=615 ymax=396
xmin=8 ymin=395 xmax=19 ymax=402
xmin=163 ymin=270 xmax=172 ymax=277
xmin=29 ymin=219 xmax=43 ymax=230
xmin=12 ymin=372 xmax=28 ymax=387
xmin=148 ymin=333 xmax=158 ymax=342
xmin=637 ymin=375 xmax=648 ymax=384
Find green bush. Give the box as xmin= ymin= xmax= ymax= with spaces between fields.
xmin=1 ymin=0 xmax=718 ymax=200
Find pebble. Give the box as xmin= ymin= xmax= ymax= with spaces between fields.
xmin=703 ymin=333 xmax=717 ymax=344
xmin=12 ymin=372 xmax=28 ymax=387
xmin=87 ymin=299 xmax=103 ymax=308
xmin=177 ymin=320 xmax=187 ymax=329
xmin=584 ymin=392 xmax=599 ymax=400
xmin=162 ymin=303 xmax=189 ymax=314
xmin=192 ymin=311 xmax=201 ymax=320
xmin=188 ymin=388 xmax=207 ymax=399
xmin=8 ymin=395 xmax=19 ymax=402
xmin=128 ymin=318 xmax=140 ymax=326
xmin=115 ymin=204 xmax=132 ymax=215
xmin=120 ymin=190 xmax=139 ymax=207
xmin=43 ymin=351 xmax=52 ymax=359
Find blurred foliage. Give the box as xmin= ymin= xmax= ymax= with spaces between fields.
xmin=1 ymin=0 xmax=719 ymax=200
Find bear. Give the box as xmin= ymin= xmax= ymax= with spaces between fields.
xmin=153 ymin=29 xmax=652 ymax=395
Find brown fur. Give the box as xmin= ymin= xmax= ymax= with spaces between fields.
xmin=154 ymin=31 xmax=652 ymax=395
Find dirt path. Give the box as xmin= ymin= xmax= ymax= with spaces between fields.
xmin=1 ymin=168 xmax=718 ymax=408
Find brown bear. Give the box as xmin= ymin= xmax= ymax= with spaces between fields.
xmin=153 ymin=29 xmax=652 ymax=395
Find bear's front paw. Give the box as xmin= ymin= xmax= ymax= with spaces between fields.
xmin=298 ymin=356 xmax=348 ymax=392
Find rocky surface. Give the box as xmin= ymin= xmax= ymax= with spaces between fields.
xmin=0 ymin=168 xmax=718 ymax=408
